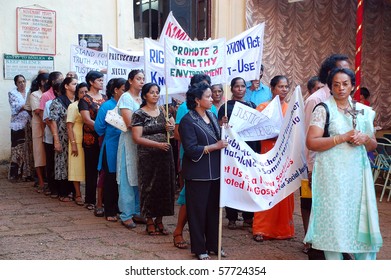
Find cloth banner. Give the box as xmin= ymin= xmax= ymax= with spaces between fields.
xmin=144 ymin=38 xmax=166 ymax=93
xmin=228 ymin=95 xmax=282 ymax=141
xmin=144 ymin=38 xmax=165 ymax=87
xmin=144 ymin=38 xmax=181 ymax=104
xmin=70 ymin=44 xmax=107 ymax=83
xmin=220 ymin=86 xmax=307 ymax=211
xmin=106 ymin=45 xmax=144 ymax=82
xmin=226 ymin=23 xmax=265 ymax=83
xmin=159 ymin=11 xmax=191 ymax=43
xmin=164 ymin=37 xmax=226 ymax=95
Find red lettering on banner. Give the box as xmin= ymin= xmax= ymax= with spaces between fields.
xmin=224 ymin=178 xmax=244 ymax=189
xmin=165 ymin=22 xmax=190 ymax=41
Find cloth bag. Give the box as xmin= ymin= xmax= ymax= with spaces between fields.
xmin=105 ymin=97 xmax=127 ymax=132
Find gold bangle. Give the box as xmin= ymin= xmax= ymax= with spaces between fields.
xmin=71 ymin=140 xmax=76 ymax=144
xmin=55 ymin=141 xmax=60 ymax=144
xmin=364 ymin=136 xmax=371 ymax=144
xmin=333 ymin=136 xmax=337 ymax=146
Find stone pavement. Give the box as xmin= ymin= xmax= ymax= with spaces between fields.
xmin=0 ymin=165 xmax=390 ymax=260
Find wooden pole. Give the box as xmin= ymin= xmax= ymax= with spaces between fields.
xmin=218 ymin=207 xmax=223 ymax=260
xmin=354 ymin=0 xmax=364 ymax=101
xmin=165 ymin=84 xmax=170 ymax=143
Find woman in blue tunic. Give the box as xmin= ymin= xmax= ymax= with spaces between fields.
xmin=94 ymin=78 xmax=126 ymax=221
xmin=304 ymin=68 xmax=382 ymax=260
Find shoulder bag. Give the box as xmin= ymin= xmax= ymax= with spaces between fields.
xmin=105 ymin=96 xmax=127 ymax=132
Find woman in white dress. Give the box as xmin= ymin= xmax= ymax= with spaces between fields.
xmin=29 ymin=73 xmax=49 ymax=193
xmin=117 ymin=69 xmax=146 ymax=229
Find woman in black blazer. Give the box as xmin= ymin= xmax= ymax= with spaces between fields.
xmin=179 ymin=82 xmax=228 ymax=260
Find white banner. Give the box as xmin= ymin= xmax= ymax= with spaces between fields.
xmin=144 ymin=38 xmax=166 ymax=91
xmin=164 ymin=38 xmax=226 ymax=95
xmin=107 ymin=45 xmax=144 ymax=82
xmin=159 ymin=11 xmax=191 ymax=43
xmin=220 ymin=86 xmax=307 ymax=211
xmin=228 ymin=96 xmax=283 ymax=141
xmin=70 ymin=44 xmax=107 ymax=83
xmin=226 ymin=23 xmax=265 ymax=83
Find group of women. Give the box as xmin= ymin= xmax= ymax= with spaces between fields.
xmin=8 ymin=70 xmax=176 ymax=235
xmin=8 ymin=65 xmax=382 ymax=260
xmin=177 ymin=68 xmax=382 ymax=261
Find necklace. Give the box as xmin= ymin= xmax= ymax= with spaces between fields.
xmin=337 ymin=103 xmax=351 ymax=111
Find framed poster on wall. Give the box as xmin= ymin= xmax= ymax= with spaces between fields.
xmin=16 ymin=7 xmax=56 ymax=55
xmin=78 ymin=34 xmax=103 ymax=51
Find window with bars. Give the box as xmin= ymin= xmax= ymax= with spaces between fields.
xmin=133 ymin=0 xmax=210 ymax=40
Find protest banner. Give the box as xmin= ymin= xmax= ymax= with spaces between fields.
xmin=228 ymin=96 xmax=283 ymax=141
xmin=164 ymin=37 xmax=226 ymax=95
xmin=159 ymin=11 xmax=191 ymax=43
xmin=107 ymin=45 xmax=144 ymax=81
xmin=70 ymin=44 xmax=107 ymax=83
xmin=144 ymin=38 xmax=166 ymax=90
xmin=220 ymin=86 xmax=307 ymax=211
xmin=226 ymin=23 xmax=265 ymax=83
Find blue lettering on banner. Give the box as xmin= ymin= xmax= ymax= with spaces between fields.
xmin=228 ymin=59 xmax=255 ymax=75
xmin=73 ymin=56 xmax=90 ymax=64
xmin=151 ymin=71 xmax=165 ymax=86
xmin=75 ymin=48 xmax=95 ymax=57
xmin=246 ymin=35 xmax=261 ymax=49
xmin=226 ymin=39 xmax=246 ymax=55
xmin=237 ymin=59 xmax=255 ymax=73
xmin=149 ymin=49 xmax=164 ymax=64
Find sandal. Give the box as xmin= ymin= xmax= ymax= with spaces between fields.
xmin=253 ymin=234 xmax=264 ymax=242
xmin=146 ymin=222 xmax=161 ymax=235
xmin=36 ymin=185 xmax=44 ymax=193
xmin=50 ymin=192 xmax=59 ymax=199
xmin=43 ymin=185 xmax=51 ymax=196
xmin=59 ymin=196 xmax=72 ymax=202
xmin=208 ymin=249 xmax=228 ymax=258
xmin=154 ymin=221 xmax=169 ymax=235
xmin=121 ymin=219 xmax=136 ymax=229
xmin=197 ymin=253 xmax=210 ymax=260
xmin=85 ymin=204 xmax=95 ymax=210
xmin=74 ymin=196 xmax=84 ymax=206
xmin=173 ymin=234 xmax=188 ymax=249
xmin=94 ymin=207 xmax=105 ymax=217
xmin=106 ymin=216 xmax=118 ymax=222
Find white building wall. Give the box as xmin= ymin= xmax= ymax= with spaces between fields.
xmin=0 ymin=0 xmax=142 ymax=161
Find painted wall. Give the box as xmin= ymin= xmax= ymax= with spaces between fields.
xmin=0 ymin=0 xmax=143 ymax=161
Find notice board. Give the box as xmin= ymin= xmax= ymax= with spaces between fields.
xmin=16 ymin=7 xmax=56 ymax=55
xmin=4 ymin=54 xmax=54 ymax=80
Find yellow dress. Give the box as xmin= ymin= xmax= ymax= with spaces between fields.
xmin=66 ymin=101 xmax=85 ymax=182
